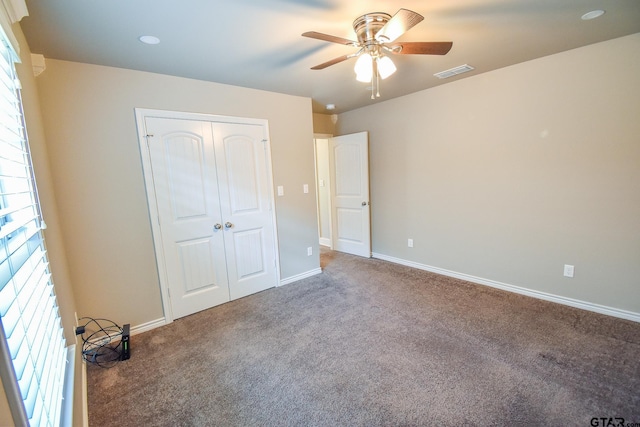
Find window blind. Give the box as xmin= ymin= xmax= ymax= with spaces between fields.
xmin=0 ymin=30 xmax=68 ymax=426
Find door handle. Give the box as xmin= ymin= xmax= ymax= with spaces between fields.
xmin=225 ymin=222 xmax=233 ymax=229
xmin=362 ymin=201 xmax=369 ymax=206
xmin=214 ymin=223 xmax=222 ymax=230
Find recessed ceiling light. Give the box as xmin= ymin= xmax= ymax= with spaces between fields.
xmin=326 ymin=104 xmax=336 ymax=110
xmin=581 ymin=10 xmax=605 ymax=20
xmin=139 ymin=35 xmax=160 ymax=45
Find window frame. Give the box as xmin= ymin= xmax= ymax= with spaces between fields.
xmin=0 ymin=23 xmax=73 ymax=427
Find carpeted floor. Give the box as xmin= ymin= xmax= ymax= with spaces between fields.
xmin=87 ymin=249 xmax=640 ymax=426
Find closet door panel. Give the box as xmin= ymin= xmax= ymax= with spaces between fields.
xmin=214 ymin=122 xmax=278 ymax=300
xmin=144 ymin=117 xmax=229 ymax=319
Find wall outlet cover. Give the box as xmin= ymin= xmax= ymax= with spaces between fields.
xmin=563 ymin=264 xmax=575 ymax=278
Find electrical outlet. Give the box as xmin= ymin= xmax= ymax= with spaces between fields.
xmin=307 ymin=247 xmax=313 ymax=256
xmin=303 ymin=184 xmax=309 ymax=194
xmin=408 ymin=238 xmax=414 ymax=248
xmin=277 ymin=185 xmax=284 ymax=196
xmin=563 ymin=264 xmax=574 ymax=278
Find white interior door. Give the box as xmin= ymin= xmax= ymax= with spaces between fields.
xmin=141 ymin=113 xmax=278 ymax=320
xmin=145 ymin=117 xmax=230 ymax=319
xmin=329 ymin=132 xmax=371 ymax=257
xmin=213 ymin=122 xmax=278 ymax=300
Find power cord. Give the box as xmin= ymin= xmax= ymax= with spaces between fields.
xmin=76 ymin=317 xmax=124 ymax=368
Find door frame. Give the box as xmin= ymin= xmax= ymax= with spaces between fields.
xmin=313 ymin=134 xmax=333 ymax=248
xmin=134 ymin=108 xmax=281 ymax=324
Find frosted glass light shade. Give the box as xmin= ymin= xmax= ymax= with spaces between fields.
xmin=354 ymin=53 xmax=373 ymax=82
xmin=377 ymin=56 xmax=396 ymax=79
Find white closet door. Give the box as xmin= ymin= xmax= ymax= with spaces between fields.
xmin=213 ymin=122 xmax=278 ymax=300
xmin=143 ymin=115 xmax=278 ymax=320
xmin=145 ymin=117 xmax=230 ymax=319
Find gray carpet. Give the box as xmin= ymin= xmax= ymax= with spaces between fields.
xmin=87 ymin=249 xmax=640 ymax=426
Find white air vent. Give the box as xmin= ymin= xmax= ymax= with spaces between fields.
xmin=434 ymin=64 xmax=475 ymax=79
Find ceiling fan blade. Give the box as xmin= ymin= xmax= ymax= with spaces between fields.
xmin=388 ymin=41 xmax=453 ymax=55
xmin=375 ymin=9 xmax=424 ymax=43
xmin=302 ymin=31 xmax=357 ymax=46
xmin=310 ymin=54 xmax=352 ymax=70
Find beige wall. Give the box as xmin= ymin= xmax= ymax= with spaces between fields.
xmin=337 ymin=33 xmax=640 ymax=315
xmin=313 ymin=113 xmax=336 ymax=135
xmin=0 ymin=376 xmax=10 ymax=427
xmin=34 ymin=59 xmax=319 ymax=327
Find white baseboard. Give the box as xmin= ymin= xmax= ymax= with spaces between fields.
xmin=372 ymin=252 xmax=640 ymax=323
xmin=319 ymin=238 xmax=331 ymax=247
xmin=280 ymin=268 xmax=323 ymax=286
xmin=131 ymin=318 xmax=166 ymax=336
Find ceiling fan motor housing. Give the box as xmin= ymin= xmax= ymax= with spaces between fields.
xmin=353 ymin=13 xmax=391 ymax=44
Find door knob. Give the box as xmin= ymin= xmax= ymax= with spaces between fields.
xmin=224 ymin=222 xmax=233 ymax=229
xmin=214 ymin=223 xmax=222 ymax=230
xmin=362 ymin=201 xmax=368 ymax=206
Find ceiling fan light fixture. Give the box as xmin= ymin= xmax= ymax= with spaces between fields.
xmin=354 ymin=53 xmax=373 ymax=82
xmin=377 ymin=56 xmax=396 ymax=79
xmin=356 ymin=71 xmax=372 ymax=83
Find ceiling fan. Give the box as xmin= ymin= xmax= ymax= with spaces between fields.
xmin=302 ymin=8 xmax=453 ymax=99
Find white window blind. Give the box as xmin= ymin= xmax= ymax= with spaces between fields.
xmin=0 ymin=30 xmax=69 ymax=427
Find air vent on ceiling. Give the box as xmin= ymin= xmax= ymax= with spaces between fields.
xmin=434 ymin=64 xmax=475 ymax=79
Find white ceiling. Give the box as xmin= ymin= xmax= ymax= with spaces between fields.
xmin=20 ymin=0 xmax=640 ymax=114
